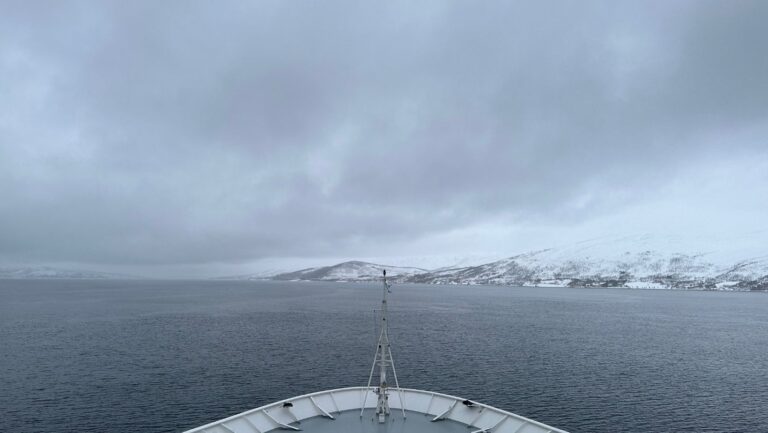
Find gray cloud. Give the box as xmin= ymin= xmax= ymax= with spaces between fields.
xmin=1 ymin=1 xmax=766 ymax=274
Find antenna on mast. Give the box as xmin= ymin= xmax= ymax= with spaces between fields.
xmin=361 ymin=269 xmax=406 ymax=422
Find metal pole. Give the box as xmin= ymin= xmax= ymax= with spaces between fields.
xmin=388 ymin=345 xmax=407 ymax=418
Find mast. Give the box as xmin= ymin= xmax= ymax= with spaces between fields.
xmin=375 ymin=269 xmax=391 ymax=422
xmin=362 ymin=269 xmax=405 ymax=422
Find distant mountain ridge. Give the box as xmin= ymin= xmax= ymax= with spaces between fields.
xmin=0 ymin=266 xmax=134 ymax=279
xmin=264 ymin=235 xmax=768 ymax=291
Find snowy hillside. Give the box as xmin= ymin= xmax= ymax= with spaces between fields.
xmin=272 ymin=261 xmax=427 ymax=282
xmin=407 ymin=249 xmax=768 ymax=290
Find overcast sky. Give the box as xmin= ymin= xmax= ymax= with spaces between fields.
xmin=1 ymin=1 xmax=766 ymax=277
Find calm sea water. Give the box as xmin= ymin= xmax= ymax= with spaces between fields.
xmin=1 ymin=279 xmax=767 ymax=433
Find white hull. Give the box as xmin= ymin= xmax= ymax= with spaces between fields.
xmin=183 ymin=386 xmax=568 ymax=433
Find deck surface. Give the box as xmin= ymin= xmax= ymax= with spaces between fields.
xmin=299 ymin=409 xmax=469 ymax=433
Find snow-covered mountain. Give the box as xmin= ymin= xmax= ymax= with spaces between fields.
xmin=406 ymin=249 xmax=768 ymax=290
xmin=272 ymin=261 xmax=427 ymax=282
xmin=269 ymin=234 xmax=768 ymax=290
xmin=0 ymin=266 xmax=134 ymax=279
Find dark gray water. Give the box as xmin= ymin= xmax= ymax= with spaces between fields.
xmin=1 ymin=279 xmax=767 ymax=433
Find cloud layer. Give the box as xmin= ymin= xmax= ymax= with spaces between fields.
xmin=1 ymin=1 xmax=766 ymax=275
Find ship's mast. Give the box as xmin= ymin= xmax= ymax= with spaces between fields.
xmin=362 ymin=269 xmax=405 ymax=422
xmin=376 ymin=269 xmax=391 ymax=422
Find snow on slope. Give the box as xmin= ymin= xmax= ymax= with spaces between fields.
xmin=272 ymin=261 xmax=427 ymax=282
xmin=352 ymin=254 xmax=508 ymax=272
xmin=406 ymin=233 xmax=768 ymax=289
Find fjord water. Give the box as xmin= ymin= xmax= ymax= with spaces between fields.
xmin=1 ymin=280 xmax=766 ymax=433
